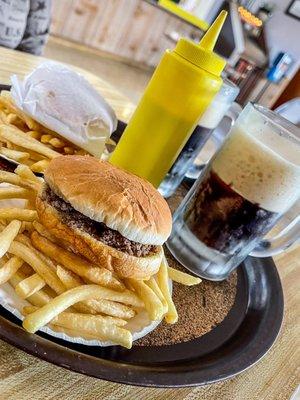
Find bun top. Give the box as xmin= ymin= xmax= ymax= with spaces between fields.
xmin=44 ymin=156 xmax=172 ymax=245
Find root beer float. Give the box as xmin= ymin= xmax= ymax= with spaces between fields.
xmin=168 ymin=103 xmax=300 ymax=280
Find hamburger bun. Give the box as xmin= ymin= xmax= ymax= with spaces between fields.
xmin=36 ymin=155 xmax=172 ymax=279
xmin=44 ymin=155 xmax=172 ymax=245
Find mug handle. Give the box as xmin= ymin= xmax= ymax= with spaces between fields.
xmin=211 ymin=102 xmax=242 ymax=148
xmin=226 ymin=102 xmax=243 ymax=123
xmin=250 ymin=211 xmax=300 ymax=257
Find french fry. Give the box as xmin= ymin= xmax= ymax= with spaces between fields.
xmin=6 ymin=113 xmax=19 ymax=125
xmin=23 ymin=307 xmax=131 ymax=348
xmin=8 ymin=241 xmax=65 ymax=295
xmin=0 ymin=220 xmax=26 ymax=233
xmin=0 ymin=256 xmax=23 ymax=284
xmin=0 ymin=93 xmax=17 ymax=111
xmin=27 ymin=290 xmax=53 ymax=307
xmin=15 ymin=273 xmax=45 ymax=299
xmin=49 ymin=137 xmax=65 ymax=148
xmin=0 ymin=208 xmax=37 ymax=221
xmin=80 ymin=297 xmax=135 ymax=319
xmin=15 ymin=164 xmax=41 ymax=186
xmin=167 ymin=266 xmax=202 ymax=286
xmin=31 ymin=246 xmax=57 ymax=271
xmin=40 ymin=134 xmax=52 ymax=144
xmin=56 ymin=265 xmax=93 ymax=315
xmin=20 ymin=221 xmax=33 ymax=233
xmin=28 ymin=131 xmax=41 ymax=140
xmin=37 ymin=251 xmax=58 ymax=272
xmin=0 ymin=147 xmax=30 ymax=162
xmin=56 ymin=266 xmax=142 ymax=310
xmin=15 ymin=232 xmax=34 ymax=247
xmin=146 ymin=276 xmax=168 ymax=314
xmin=157 ymin=258 xmax=178 ymax=324
xmin=22 ymin=284 xmax=142 ymax=335
xmin=0 ymin=124 xmax=59 ymax=159
xmin=50 ymin=314 xmax=131 ymax=348
xmin=127 ymin=278 xmax=164 ymax=321
xmin=65 ymin=298 xmax=94 ymax=315
xmin=0 ymin=186 xmax=32 ymax=199
xmin=8 ymin=269 xmax=28 ymax=285
xmin=25 ymin=286 xmax=55 ymax=306
xmin=0 ymin=110 xmax=7 ymax=124
xmin=49 ymin=324 xmax=107 ymax=341
xmin=0 ymin=257 xmax=9 ymax=267
xmin=23 ymin=305 xmax=127 ymax=327
xmin=0 ymin=170 xmax=37 ymax=190
xmin=21 ymin=114 xmax=41 ymax=131
xmin=24 ymin=150 xmax=46 ymax=162
xmin=16 ymin=233 xmax=57 ymax=273
xmin=10 ymin=117 xmax=27 ymax=131
xmin=31 ymin=232 xmax=125 ymax=291
xmin=0 ymin=220 xmax=22 ymax=258
xmin=57 ymin=265 xmax=135 ymax=319
xmin=9 ymin=270 xmax=52 ymax=307
xmin=30 ymin=159 xmax=50 ymax=173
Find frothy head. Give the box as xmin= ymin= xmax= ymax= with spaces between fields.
xmin=212 ymin=104 xmax=300 ymax=213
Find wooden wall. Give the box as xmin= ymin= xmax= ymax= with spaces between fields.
xmin=50 ymin=0 xmax=202 ymax=67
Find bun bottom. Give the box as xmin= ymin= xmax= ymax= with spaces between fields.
xmin=36 ymin=196 xmax=163 ymax=280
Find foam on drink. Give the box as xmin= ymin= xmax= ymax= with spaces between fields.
xmin=212 ymin=108 xmax=300 ymax=214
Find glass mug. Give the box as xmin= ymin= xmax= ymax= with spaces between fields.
xmin=167 ymin=103 xmax=300 ymax=281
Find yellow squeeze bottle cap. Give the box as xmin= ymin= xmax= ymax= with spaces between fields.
xmin=174 ymin=10 xmax=227 ymax=76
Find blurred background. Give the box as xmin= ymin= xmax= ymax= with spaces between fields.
xmin=43 ymin=0 xmax=299 ymax=110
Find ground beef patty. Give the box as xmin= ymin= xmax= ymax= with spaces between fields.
xmin=42 ymin=185 xmax=156 ymax=257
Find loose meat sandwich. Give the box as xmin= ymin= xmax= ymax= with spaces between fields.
xmin=36 ymin=155 xmax=172 ymax=279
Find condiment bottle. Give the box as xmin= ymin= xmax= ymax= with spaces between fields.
xmin=110 ymin=11 xmax=227 ymax=187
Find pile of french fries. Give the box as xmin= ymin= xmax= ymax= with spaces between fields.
xmin=0 ymin=91 xmax=88 ymax=173
xmin=0 ymin=165 xmax=201 ymax=348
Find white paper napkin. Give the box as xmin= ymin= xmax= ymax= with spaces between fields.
xmin=10 ymin=62 xmax=118 ymax=158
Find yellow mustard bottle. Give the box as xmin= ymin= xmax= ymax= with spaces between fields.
xmin=110 ymin=11 xmax=227 ymax=187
